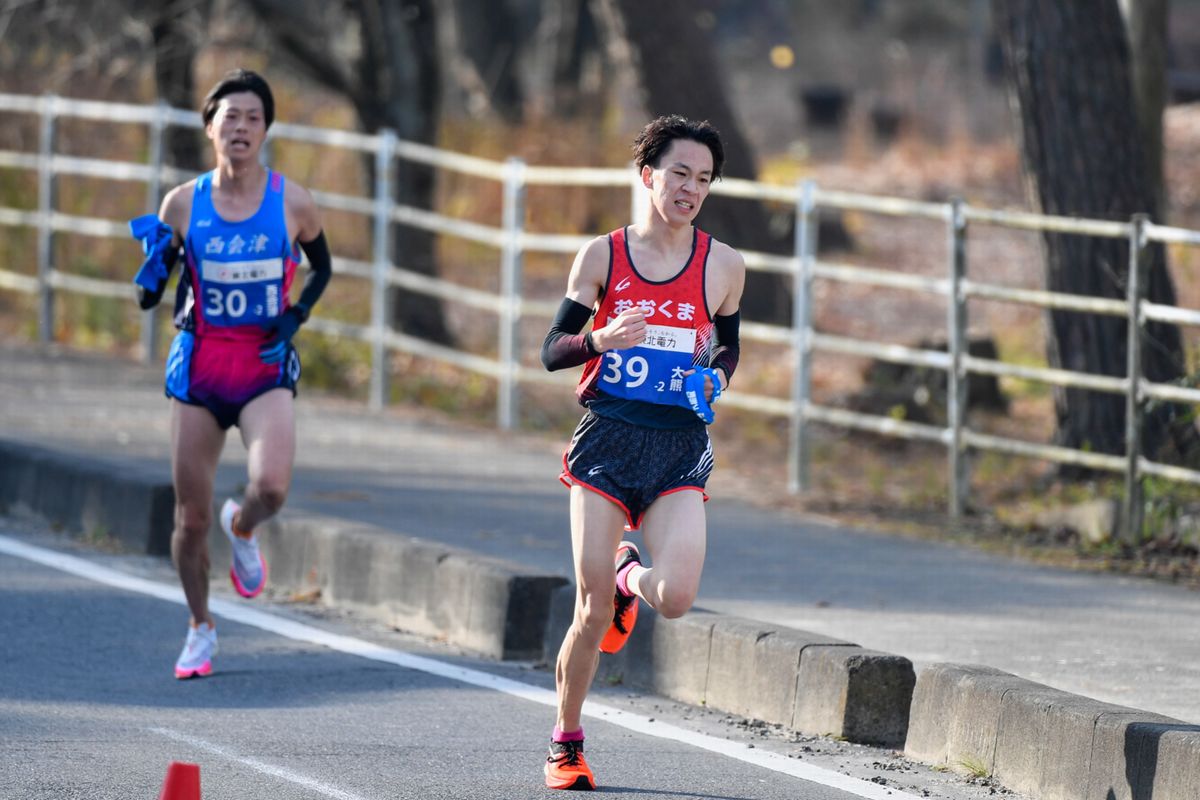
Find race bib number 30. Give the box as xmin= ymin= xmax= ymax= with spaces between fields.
xmin=200 ymin=258 xmax=283 ymax=326
xmin=600 ymin=323 xmax=698 ymax=405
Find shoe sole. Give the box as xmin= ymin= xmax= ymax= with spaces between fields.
xmin=614 ymin=540 xmax=640 ymax=571
xmin=544 ymin=770 xmax=596 ymax=790
xmin=229 ymin=555 xmax=268 ymax=599
xmin=174 ymin=662 xmax=212 ymax=680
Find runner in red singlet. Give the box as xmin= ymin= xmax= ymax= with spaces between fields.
xmin=538 ymin=115 xmax=746 ymax=790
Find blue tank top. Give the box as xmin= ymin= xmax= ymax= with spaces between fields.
xmin=179 ymin=170 xmax=300 ymax=338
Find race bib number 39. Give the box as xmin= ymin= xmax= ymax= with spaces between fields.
xmin=200 ymin=258 xmax=283 ymax=326
xmin=599 ymin=323 xmax=697 ymax=405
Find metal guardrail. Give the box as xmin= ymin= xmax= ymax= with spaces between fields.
xmin=2 ymin=93 xmax=1199 ymax=536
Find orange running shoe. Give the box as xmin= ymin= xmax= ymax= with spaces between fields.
xmin=599 ymin=541 xmax=640 ymax=654
xmin=544 ymin=739 xmax=596 ymax=790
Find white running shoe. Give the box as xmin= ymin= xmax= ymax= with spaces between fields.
xmin=174 ymin=621 xmax=217 ymax=679
xmin=221 ymin=498 xmax=267 ymax=598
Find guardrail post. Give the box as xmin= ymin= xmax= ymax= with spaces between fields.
xmin=789 ymin=180 xmax=818 ymax=493
xmin=1123 ymin=214 xmax=1148 ymax=542
xmin=36 ymin=94 xmax=58 ymax=343
xmin=140 ymin=101 xmax=167 ymax=363
xmin=947 ymin=198 xmax=969 ymax=518
xmin=369 ymin=128 xmax=397 ymax=411
xmin=498 ymin=157 xmax=527 ymax=430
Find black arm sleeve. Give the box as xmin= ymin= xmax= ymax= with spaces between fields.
xmin=541 ymin=297 xmax=599 ymax=371
xmin=709 ymin=310 xmax=741 ymax=385
xmin=294 ymin=230 xmax=333 ymax=320
xmin=137 ymin=244 xmax=180 ymax=310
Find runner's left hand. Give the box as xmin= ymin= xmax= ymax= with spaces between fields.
xmin=259 ymin=307 xmax=304 ymax=365
xmin=682 ymin=367 xmax=724 ymax=403
xmin=682 ymin=367 xmax=724 ymax=424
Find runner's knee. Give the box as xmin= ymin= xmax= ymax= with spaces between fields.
xmin=573 ymin=592 xmax=612 ymax=636
xmin=250 ymin=478 xmax=288 ymax=515
xmin=174 ymin=504 xmax=211 ymax=543
xmin=655 ymin=584 xmax=697 ymax=619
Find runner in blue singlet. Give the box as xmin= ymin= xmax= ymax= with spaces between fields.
xmin=131 ymin=69 xmax=332 ymax=680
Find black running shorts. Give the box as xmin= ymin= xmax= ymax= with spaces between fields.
xmin=559 ymin=411 xmax=713 ymax=528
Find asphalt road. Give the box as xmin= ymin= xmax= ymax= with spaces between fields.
xmin=3 ymin=342 xmax=1200 ymax=725
xmin=0 ymin=516 xmax=1015 ymax=800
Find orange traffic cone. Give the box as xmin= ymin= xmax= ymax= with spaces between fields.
xmin=158 ymin=761 xmax=201 ymax=800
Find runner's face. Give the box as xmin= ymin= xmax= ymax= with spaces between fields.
xmin=206 ymin=92 xmax=267 ymax=164
xmin=643 ymin=138 xmax=713 ymax=225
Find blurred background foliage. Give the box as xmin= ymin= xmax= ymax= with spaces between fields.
xmin=9 ymin=0 xmax=1200 ymax=553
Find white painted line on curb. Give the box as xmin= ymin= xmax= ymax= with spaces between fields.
xmin=150 ymin=726 xmax=370 ymax=800
xmin=0 ymin=534 xmax=918 ymax=800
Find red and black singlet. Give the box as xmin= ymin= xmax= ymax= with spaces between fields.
xmin=577 ymin=226 xmax=714 ymax=428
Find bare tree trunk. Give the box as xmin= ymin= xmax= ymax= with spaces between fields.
xmin=1119 ymin=0 xmax=1168 ymax=214
xmin=242 ymin=0 xmax=452 ymax=344
xmin=993 ymin=0 xmax=1187 ymax=463
xmin=356 ymin=0 xmax=451 ymax=345
xmin=535 ymin=0 xmax=601 ymax=117
xmin=446 ymin=0 xmax=527 ymax=123
xmin=144 ymin=0 xmax=209 ymax=172
xmin=590 ymin=0 xmax=791 ymax=323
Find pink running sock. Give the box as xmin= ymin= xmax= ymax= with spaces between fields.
xmin=616 ymin=561 xmax=641 ymax=598
xmin=552 ymin=726 xmax=584 ymax=743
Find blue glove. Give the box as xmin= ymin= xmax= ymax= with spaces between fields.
xmin=128 ymin=214 xmax=174 ymax=291
xmin=259 ymin=306 xmax=305 ymax=365
xmin=683 ymin=367 xmax=723 ymax=424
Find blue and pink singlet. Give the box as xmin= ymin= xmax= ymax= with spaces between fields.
xmin=165 ymin=170 xmax=302 ymax=429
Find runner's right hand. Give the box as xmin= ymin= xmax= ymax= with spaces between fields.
xmin=593 ymin=308 xmax=646 ymax=351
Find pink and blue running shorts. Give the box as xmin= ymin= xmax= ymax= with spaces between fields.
xmin=165 ymin=330 xmax=300 ymax=429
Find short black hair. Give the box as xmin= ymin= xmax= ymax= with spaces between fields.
xmin=201 ymin=69 xmax=275 ymax=129
xmin=632 ymin=115 xmax=725 ymax=181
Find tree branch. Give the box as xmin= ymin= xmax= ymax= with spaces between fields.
xmin=240 ymin=0 xmax=360 ymax=101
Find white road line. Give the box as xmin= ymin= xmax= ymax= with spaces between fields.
xmin=150 ymin=727 xmax=370 ymax=800
xmin=0 ymin=534 xmax=918 ymax=800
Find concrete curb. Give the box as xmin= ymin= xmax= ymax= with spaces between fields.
xmin=0 ymin=431 xmax=918 ymax=744
xmin=0 ymin=439 xmax=174 ymax=555
xmin=905 ymin=662 xmax=1200 ymax=800
xmin=0 ymin=438 xmax=566 ymax=661
xmin=542 ymin=584 xmax=915 ymax=747
xmin=215 ymin=512 xmax=569 ymax=661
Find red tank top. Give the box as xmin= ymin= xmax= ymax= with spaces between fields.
xmin=577 ymin=226 xmax=714 ymax=408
